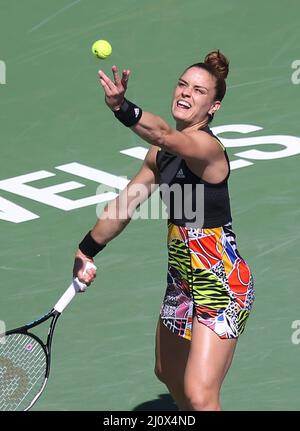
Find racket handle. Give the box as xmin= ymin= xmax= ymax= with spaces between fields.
xmin=54 ymin=262 xmax=97 ymax=314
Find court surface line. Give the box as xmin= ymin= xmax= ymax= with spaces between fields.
xmin=228 ymin=76 xmax=285 ymax=89
xmin=256 ymin=235 xmax=300 ymax=258
xmin=28 ymin=0 xmax=82 ymax=33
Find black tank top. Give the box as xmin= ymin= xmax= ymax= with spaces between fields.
xmin=156 ymin=126 xmax=232 ymax=228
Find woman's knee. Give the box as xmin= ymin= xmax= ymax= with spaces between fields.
xmin=185 ymin=387 xmax=220 ymax=411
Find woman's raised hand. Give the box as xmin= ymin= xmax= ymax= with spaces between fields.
xmin=98 ymin=65 xmax=130 ymax=111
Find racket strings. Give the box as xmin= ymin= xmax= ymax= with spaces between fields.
xmin=0 ymin=333 xmax=47 ymax=411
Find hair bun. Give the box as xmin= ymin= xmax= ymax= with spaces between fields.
xmin=204 ymin=50 xmax=229 ymax=79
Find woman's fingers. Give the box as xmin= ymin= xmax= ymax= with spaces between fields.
xmin=98 ymin=65 xmax=129 ymax=110
xmin=73 ymin=250 xmax=96 ymax=285
xmin=121 ymin=69 xmax=130 ymax=90
xmin=98 ymin=66 xmax=130 ymax=93
xmin=112 ymin=65 xmax=121 ymax=87
xmin=99 ymin=77 xmax=110 ymax=93
xmin=98 ymin=69 xmax=116 ymax=92
xmin=112 ymin=65 xmax=130 ymax=90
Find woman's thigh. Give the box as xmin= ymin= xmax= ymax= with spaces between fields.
xmin=155 ymin=318 xmax=190 ymax=381
xmin=184 ymin=317 xmax=237 ymax=400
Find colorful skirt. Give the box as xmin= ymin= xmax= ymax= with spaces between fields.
xmin=160 ymin=222 xmax=255 ymax=340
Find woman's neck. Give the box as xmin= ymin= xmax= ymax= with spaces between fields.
xmin=176 ymin=117 xmax=209 ymax=132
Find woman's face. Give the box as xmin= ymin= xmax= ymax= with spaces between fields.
xmin=171 ymin=66 xmax=220 ymax=129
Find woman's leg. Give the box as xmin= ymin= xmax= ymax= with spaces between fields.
xmin=154 ymin=318 xmax=191 ymax=410
xmin=184 ymin=317 xmax=237 ymax=411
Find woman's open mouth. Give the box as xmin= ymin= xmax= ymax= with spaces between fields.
xmin=176 ymin=100 xmax=191 ymax=110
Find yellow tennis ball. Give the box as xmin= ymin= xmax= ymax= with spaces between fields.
xmin=92 ymin=40 xmax=112 ymax=59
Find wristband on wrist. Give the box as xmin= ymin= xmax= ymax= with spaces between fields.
xmin=79 ymin=231 xmax=106 ymax=258
xmin=114 ymin=98 xmax=143 ymax=127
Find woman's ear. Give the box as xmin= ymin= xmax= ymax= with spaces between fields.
xmin=208 ymin=100 xmax=221 ymax=115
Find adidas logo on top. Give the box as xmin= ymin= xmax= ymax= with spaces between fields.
xmin=176 ymin=168 xmax=185 ymax=178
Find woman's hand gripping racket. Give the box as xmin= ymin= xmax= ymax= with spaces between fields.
xmin=0 ymin=261 xmax=96 ymax=411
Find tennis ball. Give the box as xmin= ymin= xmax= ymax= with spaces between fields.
xmin=92 ymin=40 xmax=112 ymax=59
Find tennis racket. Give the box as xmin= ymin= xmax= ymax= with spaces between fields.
xmin=0 ymin=261 xmax=96 ymax=411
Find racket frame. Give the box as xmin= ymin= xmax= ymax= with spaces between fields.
xmin=2 ymin=309 xmax=60 ymax=411
xmin=0 ymin=262 xmax=96 ymax=411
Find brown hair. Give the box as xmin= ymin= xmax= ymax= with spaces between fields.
xmin=186 ymin=50 xmax=229 ymax=122
xmin=187 ymin=50 xmax=229 ymax=100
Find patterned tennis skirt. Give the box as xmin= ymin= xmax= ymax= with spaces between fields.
xmin=160 ymin=222 xmax=255 ymax=340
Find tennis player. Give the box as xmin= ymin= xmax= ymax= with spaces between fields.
xmin=73 ymin=50 xmax=255 ymax=411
